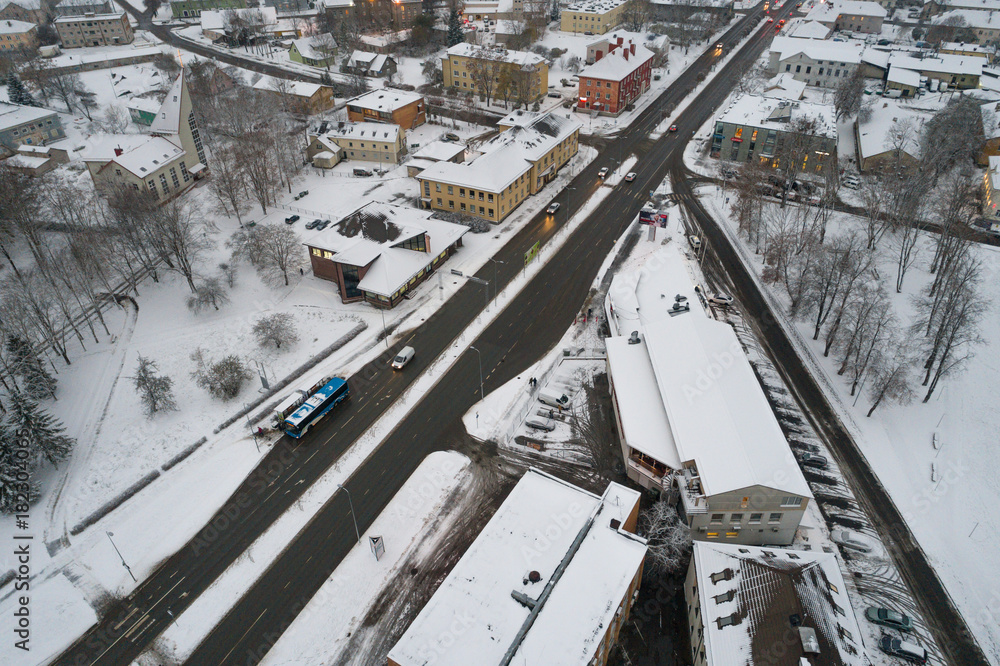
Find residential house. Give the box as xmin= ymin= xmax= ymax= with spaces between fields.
xmin=560 ymin=0 xmax=630 ymax=34
xmin=417 ymin=109 xmax=581 ymax=223
xmin=3 ymin=145 xmax=61 ymax=176
xmin=406 ymin=140 xmax=465 ymax=177
xmin=885 ymin=65 xmax=921 ymax=96
xmin=939 ymin=41 xmax=993 ymax=61
xmin=577 ymin=36 xmax=654 ymax=115
xmin=0 ymin=102 xmax=65 ymax=153
xmin=81 ymin=73 xmax=207 ymax=201
xmin=767 ymin=36 xmax=863 ymax=88
xmin=304 ymin=202 xmax=467 ymax=307
xmin=854 ymin=97 xmax=924 ymax=171
xmin=42 ymin=45 xmax=160 ymax=73
xmin=710 ymin=94 xmax=838 ymax=173
xmin=252 ymin=74 xmax=335 ymax=114
xmin=887 ymin=51 xmax=982 ymax=89
xmin=169 ymin=0 xmax=248 ymax=19
xmin=345 ymin=89 xmax=425 ymax=129
xmin=761 ymin=73 xmax=807 ymax=100
xmin=685 ymin=542 xmax=868 ymax=665
xmin=344 ymin=49 xmax=396 ymax=77
xmin=53 ymin=0 xmax=111 ymax=16
xmin=604 ymin=249 xmax=812 ymax=546
xmin=264 ymin=0 xmax=311 ymax=13
xmin=0 ymin=18 xmax=35 ymax=52
xmin=288 ymin=34 xmax=337 ymax=68
xmin=983 ymin=155 xmax=1000 ymax=217
xmin=924 ymin=0 xmax=1000 ymax=17
xmin=787 ymin=19 xmax=832 ymax=39
xmin=319 ymin=0 xmax=420 ymax=31
xmin=806 ymin=0 xmax=887 ymax=33
xmin=979 ymin=99 xmax=1000 ymax=165
xmin=306 ymin=120 xmax=406 ymax=164
xmin=584 ymin=30 xmax=669 ymax=64
xmin=932 ymin=8 xmax=1000 ymax=42
xmin=200 ymin=7 xmax=298 ymax=41
xmin=0 ymin=0 xmax=46 ymax=25
xmin=387 ymin=469 xmax=647 ymax=666
xmin=442 ymin=43 xmax=548 ymax=102
xmin=55 ymin=11 xmax=134 ymax=47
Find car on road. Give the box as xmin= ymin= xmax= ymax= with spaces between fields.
xmin=866 ymin=607 xmax=914 ymax=632
xmin=708 ymin=293 xmax=734 ymax=306
xmin=767 ymin=17 xmax=774 ymax=22
xmin=525 ymin=415 xmax=556 ymax=432
xmin=797 ymin=452 xmax=828 ymax=468
xmin=624 ymin=172 xmax=636 ymax=182
xmin=878 ymin=637 xmax=927 ymax=664
xmin=715 ymin=42 xmax=723 ymax=50
xmin=546 ymin=202 xmax=561 ymax=215
xmin=669 ymin=124 xmax=678 ymax=132
xmin=598 ymin=167 xmax=610 ymax=178
xmin=778 ymin=18 xmax=786 ymax=25
xmin=688 ymin=235 xmax=701 ymax=250
xmin=831 ymin=529 xmax=874 ymax=553
xmin=284 ymin=215 xmax=300 ymax=224
xmin=391 ymin=346 xmax=415 ymax=370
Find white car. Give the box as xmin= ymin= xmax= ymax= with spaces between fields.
xmin=546 ymin=202 xmax=560 ymax=215
xmin=598 ymin=167 xmax=610 ymax=178
xmin=624 ymin=172 xmax=636 ymax=182
xmin=831 ymin=529 xmax=873 ymax=553
xmin=688 ymin=235 xmax=702 ymax=250
xmin=842 ymin=175 xmax=861 ymax=190
xmin=708 ymin=293 xmax=733 ymax=306
xmin=525 ymin=416 xmax=556 ymax=432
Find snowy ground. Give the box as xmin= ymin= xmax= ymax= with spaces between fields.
xmin=696 ymin=184 xmax=1000 ymax=662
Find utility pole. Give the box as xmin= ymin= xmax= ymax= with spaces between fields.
xmin=106 ymin=531 xmax=137 ymax=583
xmin=469 ymin=345 xmax=484 ymax=401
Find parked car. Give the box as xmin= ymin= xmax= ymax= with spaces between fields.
xmin=525 ymin=415 xmax=556 ymax=432
xmin=305 ymin=219 xmax=321 ymax=230
xmin=284 ymin=215 xmax=300 ymax=224
xmin=866 ymin=607 xmax=914 ymax=632
xmin=831 ymin=529 xmax=874 ymax=553
xmin=669 ymin=124 xmax=678 ymax=132
xmin=546 ymin=202 xmax=561 ymax=215
xmin=391 ymin=345 xmax=415 ymax=370
xmin=688 ymin=235 xmax=702 ymax=250
xmin=547 ymin=91 xmax=562 ymax=98
xmin=353 ymin=168 xmax=374 ymax=177
xmin=624 ymin=172 xmax=636 ymax=182
xmin=878 ymin=637 xmax=927 ymax=664
xmin=877 ymin=38 xmax=892 ymax=45
xmin=797 ymin=452 xmax=828 ymax=468
xmin=538 ymin=388 xmax=570 ymax=409
xmin=598 ymin=167 xmax=610 ymax=178
xmin=842 ymin=175 xmax=861 ymax=189
xmin=317 ymin=219 xmax=331 ymax=230
xmin=708 ymin=293 xmax=734 ymax=306
xmin=444 ymin=132 xmax=461 ymax=142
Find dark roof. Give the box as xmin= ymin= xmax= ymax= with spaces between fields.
xmin=333 ymin=206 xmax=404 ymax=244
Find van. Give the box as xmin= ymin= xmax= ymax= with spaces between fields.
xmin=538 ymin=388 xmax=570 ymax=409
xmin=842 ymin=175 xmax=860 ymax=189
xmin=884 ymin=88 xmax=903 ymax=99
xmin=391 ymin=346 xmax=415 ymax=370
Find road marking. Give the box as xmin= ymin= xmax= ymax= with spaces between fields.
xmin=220 ymin=608 xmax=268 ymax=665
xmin=112 ymin=607 xmax=139 ymax=632
xmin=123 ymin=614 xmax=150 ymax=640
xmin=95 ymin=576 xmax=187 ymax=663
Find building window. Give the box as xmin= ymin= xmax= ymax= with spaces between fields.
xmin=730 ymin=513 xmax=743 ymax=523
xmin=460 ymin=203 xmax=466 ymax=211
xmin=768 ymin=513 xmax=782 ymax=523
xmin=780 ymin=496 xmax=802 ymax=507
xmin=706 ymin=532 xmax=719 ymax=539
xmin=710 ymin=514 xmax=724 ymax=525
xmin=437 ymin=197 xmax=442 ymax=206
xmin=749 ymin=513 xmax=762 ymax=524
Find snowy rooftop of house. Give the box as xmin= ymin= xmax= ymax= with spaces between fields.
xmin=200 ymin=7 xmax=277 ymax=32
xmin=316 ymin=0 xmax=353 ymax=7
xmin=420 ymin=111 xmax=580 ymax=192
xmin=580 ymin=40 xmax=654 ymax=82
xmin=127 ymin=97 xmax=161 ymax=113
xmin=563 ymin=0 xmax=628 ymax=14
xmin=56 ymin=0 xmax=107 ymax=7
xmin=253 ymin=74 xmax=323 ymax=98
xmin=445 ymin=42 xmax=546 ymax=67
xmin=0 ymin=102 xmax=58 ymax=130
xmin=860 ymin=46 xmax=891 ymax=69
xmin=888 ymin=51 xmax=983 ymax=76
xmin=313 ymin=120 xmax=399 ymax=142
xmin=290 ymin=34 xmax=336 ymax=61
xmin=855 ymin=98 xmax=926 ymax=160
xmin=0 ymin=18 xmax=34 ymax=32
xmin=81 ymin=134 xmax=184 ymax=177
xmin=787 ymin=19 xmax=831 ymax=39
xmin=387 ymin=469 xmax=646 ymax=666
xmin=887 ymin=66 xmax=922 ymax=86
xmin=933 ymin=7 xmax=1000 ymax=29
xmin=149 ymin=72 xmax=184 ymax=135
xmin=109 ymin=65 xmax=165 ymax=98
xmin=762 ymin=73 xmax=806 ymax=100
xmin=926 ymin=0 xmax=1000 ymax=9
xmin=769 ymin=36 xmax=863 ymax=65
xmin=345 ymin=88 xmax=422 ymax=113
xmin=304 ymin=202 xmax=466 ymax=296
xmin=981 ymin=99 xmax=1000 ymax=139
xmin=54 ymin=10 xmax=124 ymax=23
xmin=6 ymin=154 xmax=48 ymax=168
xmin=605 ymin=248 xmax=811 ymax=498
xmin=412 ymin=140 xmax=464 ymax=162
xmin=806 ymin=0 xmax=887 ymax=21
xmin=348 ymin=50 xmax=391 ymax=72
xmin=587 ymin=30 xmax=669 ymax=50
xmin=717 ymin=94 xmax=837 ymax=140
xmin=45 ymin=45 xmax=164 ymax=69
xmin=941 ymin=41 xmax=992 ymax=54
xmin=693 ymin=542 xmax=867 ymax=665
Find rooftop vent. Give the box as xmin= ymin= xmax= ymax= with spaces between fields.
xmin=627 ymin=331 xmax=640 ymax=345
xmin=525 ymin=570 xmax=541 ymax=584
xmin=610 ymin=518 xmax=621 ymax=530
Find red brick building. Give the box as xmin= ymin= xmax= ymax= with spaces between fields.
xmin=577 ymin=37 xmax=654 ymax=116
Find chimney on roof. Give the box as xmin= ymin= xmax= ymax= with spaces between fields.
xmin=630 ymin=42 xmax=636 ymax=56
xmin=624 ymin=48 xmax=629 ymax=61
xmin=617 ymin=36 xmax=623 ymax=45
xmin=113 ymin=147 xmax=123 ymax=156
xmin=595 ymin=49 xmax=603 ymax=61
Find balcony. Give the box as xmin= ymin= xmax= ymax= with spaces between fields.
xmin=677 ymin=468 xmax=709 ymax=515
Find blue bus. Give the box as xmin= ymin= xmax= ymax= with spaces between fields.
xmin=281 ymin=377 xmax=349 ymax=438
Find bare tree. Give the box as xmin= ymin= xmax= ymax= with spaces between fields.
xmin=155 ymin=201 xmax=216 ymax=293
xmin=252 ymin=313 xmax=299 ymax=350
xmin=838 ymin=288 xmax=895 ymax=396
xmin=638 ymin=501 xmax=691 ymax=574
xmin=804 ymin=231 xmax=871 ymax=340
xmin=187 ymin=277 xmax=231 ymax=312
xmin=920 ymin=97 xmax=984 ymax=183
xmin=865 ymin=345 xmax=913 ymax=417
xmin=732 ymin=158 xmax=768 ymax=252
xmin=466 ymin=47 xmax=504 ymax=106
xmin=621 ymin=0 xmax=651 ymax=31
xmin=191 ymin=349 xmax=251 ymax=401
xmin=207 ymin=142 xmax=250 ymax=224
xmin=834 ymin=67 xmax=865 ymax=121
xmin=100 ymin=104 xmax=131 ymax=133
xmin=256 ymin=224 xmax=305 ymax=287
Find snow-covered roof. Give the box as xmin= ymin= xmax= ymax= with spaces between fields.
xmin=420 ymin=111 xmax=581 ymax=192
xmin=149 ymin=72 xmax=184 ymax=135
xmin=345 ymin=88 xmax=423 ymax=114
xmin=127 ymin=97 xmax=161 ymax=113
xmin=54 ymin=10 xmax=124 ymax=23
xmin=412 ymin=140 xmax=464 ymax=162
xmin=933 ymin=7 xmax=1000 ymax=30
xmin=313 ymin=120 xmax=399 ymax=142
xmin=563 ymin=0 xmax=628 ymax=14
xmin=762 ymin=73 xmax=806 ymax=100
xmin=692 ymin=542 xmax=867 ymax=666
xmin=290 ymin=34 xmax=336 ymax=61
xmin=981 ymin=99 xmax=1000 ymax=139
xmin=806 ymin=0 xmax=887 ymax=22
xmin=888 ymin=51 xmax=983 ymax=77
xmin=348 ymin=49 xmax=392 ymax=73
xmin=305 ymin=202 xmax=467 ymax=297
xmin=887 ymin=66 xmax=922 ymax=87
xmin=445 ymin=42 xmax=546 ymax=67
xmin=0 ymin=18 xmax=34 ymax=33
xmin=252 ymin=74 xmax=324 ymax=98
xmin=717 ymin=94 xmax=837 ymax=140
xmin=45 ymin=45 xmax=163 ymax=70
xmin=605 ymin=248 xmax=811 ymax=498
xmin=770 ymin=36 xmax=863 ymax=65
xmin=0 ymin=102 xmax=58 ymax=130
xmin=855 ymin=98 xmax=926 ymax=160
xmin=5 ymin=154 xmax=49 ymax=168
xmin=580 ymin=40 xmax=654 ymax=82
xmin=82 ymin=134 xmax=184 ymax=177
xmin=940 ymin=41 xmax=992 ymax=55
xmin=388 ymin=469 xmax=646 ymax=666
xmin=200 ymin=7 xmax=277 ymax=32
xmin=929 ymin=0 xmax=1000 ymax=10
xmin=787 ymin=19 xmax=832 ymax=39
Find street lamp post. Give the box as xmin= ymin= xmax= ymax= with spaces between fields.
xmin=106 ymin=531 xmax=137 ymax=583
xmin=468 ymin=345 xmax=484 ymax=402
xmin=337 ymin=484 xmax=361 ymax=545
xmin=488 ymin=258 xmax=505 ymax=303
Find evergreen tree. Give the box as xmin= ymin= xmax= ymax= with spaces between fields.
xmin=0 ymin=420 xmax=40 ymax=515
xmin=5 ymin=336 xmax=56 ymax=400
xmin=6 ymin=73 xmax=36 ymax=107
xmin=5 ymin=389 xmax=73 ymax=468
xmin=319 ymin=71 xmax=333 ymax=86
xmin=447 ymin=9 xmax=465 ymax=47
xmin=132 ymin=355 xmax=177 ymax=416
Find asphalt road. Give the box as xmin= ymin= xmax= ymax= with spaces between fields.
xmin=53 ymin=4 xmax=797 ymax=664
